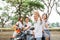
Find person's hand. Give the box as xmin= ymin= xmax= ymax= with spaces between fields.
xmin=42 ymin=29 xmax=44 ymax=32
xmin=32 ymin=30 xmax=35 ymax=37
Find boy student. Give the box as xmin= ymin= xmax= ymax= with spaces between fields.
xmin=24 ymin=17 xmax=32 ymax=40
xmin=33 ymin=10 xmax=42 ymax=40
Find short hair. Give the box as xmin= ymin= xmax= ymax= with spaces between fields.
xmin=34 ymin=10 xmax=40 ymax=17
xmin=25 ymin=17 xmax=29 ymax=19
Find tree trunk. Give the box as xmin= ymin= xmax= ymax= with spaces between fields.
xmin=18 ymin=0 xmax=22 ymax=18
xmin=1 ymin=19 xmax=4 ymax=28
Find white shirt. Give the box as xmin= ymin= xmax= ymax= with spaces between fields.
xmin=13 ymin=31 xmax=18 ymax=37
xmin=34 ymin=20 xmax=42 ymax=38
xmin=42 ymin=20 xmax=49 ymax=30
xmin=24 ymin=22 xmax=32 ymax=30
xmin=16 ymin=21 xmax=23 ymax=28
xmin=25 ymin=22 xmax=31 ymax=27
xmin=24 ymin=22 xmax=33 ymax=34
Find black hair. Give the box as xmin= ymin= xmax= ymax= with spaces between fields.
xmin=42 ymin=13 xmax=48 ymax=19
xmin=25 ymin=17 xmax=29 ymax=19
xmin=18 ymin=17 xmax=23 ymax=24
xmin=25 ymin=17 xmax=30 ymax=20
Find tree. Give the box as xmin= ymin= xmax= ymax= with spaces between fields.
xmin=56 ymin=0 xmax=60 ymax=15
xmin=10 ymin=15 xmax=18 ymax=24
xmin=3 ymin=0 xmax=44 ymax=18
xmin=51 ymin=23 xmax=56 ymax=27
xmin=0 ymin=4 xmax=15 ymax=27
xmin=0 ymin=8 xmax=10 ymax=27
xmin=56 ymin=22 xmax=60 ymax=27
xmin=0 ymin=0 xmax=44 ymax=27
xmin=41 ymin=0 xmax=56 ymax=19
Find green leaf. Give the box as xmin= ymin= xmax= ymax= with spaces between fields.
xmin=3 ymin=0 xmax=44 ymax=19
xmin=2 ymin=12 xmax=8 ymax=17
xmin=0 ymin=7 xmax=2 ymax=10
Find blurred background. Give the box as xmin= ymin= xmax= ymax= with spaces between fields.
xmin=0 ymin=0 xmax=60 ymax=40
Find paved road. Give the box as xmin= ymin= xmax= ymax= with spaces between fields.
xmin=0 ymin=31 xmax=60 ymax=40
xmin=50 ymin=31 xmax=60 ymax=40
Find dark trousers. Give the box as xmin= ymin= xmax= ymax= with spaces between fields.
xmin=42 ymin=37 xmax=45 ymax=40
xmin=42 ymin=32 xmax=45 ymax=40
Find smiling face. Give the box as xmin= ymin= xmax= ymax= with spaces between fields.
xmin=18 ymin=17 xmax=23 ymax=21
xmin=34 ymin=11 xmax=39 ymax=21
xmin=20 ymin=17 xmax=23 ymax=22
xmin=34 ymin=11 xmax=39 ymax=17
xmin=34 ymin=15 xmax=38 ymax=21
xmin=42 ymin=14 xmax=47 ymax=20
xmin=25 ymin=17 xmax=29 ymax=23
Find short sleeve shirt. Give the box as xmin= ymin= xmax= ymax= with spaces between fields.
xmin=16 ymin=21 xmax=23 ymax=28
xmin=24 ymin=22 xmax=32 ymax=30
xmin=34 ymin=20 xmax=42 ymax=38
xmin=42 ymin=20 xmax=49 ymax=30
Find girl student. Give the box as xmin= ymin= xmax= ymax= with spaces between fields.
xmin=42 ymin=13 xmax=50 ymax=40
xmin=12 ymin=17 xmax=24 ymax=40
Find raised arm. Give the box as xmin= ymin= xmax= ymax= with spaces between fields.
xmin=39 ymin=13 xmax=42 ymax=21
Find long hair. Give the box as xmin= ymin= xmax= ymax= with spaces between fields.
xmin=42 ymin=13 xmax=48 ymax=19
xmin=18 ymin=17 xmax=23 ymax=24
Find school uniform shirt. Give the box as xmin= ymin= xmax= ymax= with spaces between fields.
xmin=42 ymin=20 xmax=49 ymax=30
xmin=16 ymin=21 xmax=23 ymax=28
xmin=42 ymin=19 xmax=50 ymax=37
xmin=25 ymin=22 xmax=31 ymax=26
xmin=24 ymin=22 xmax=32 ymax=33
xmin=33 ymin=20 xmax=42 ymax=38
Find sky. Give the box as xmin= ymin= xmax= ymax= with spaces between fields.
xmin=0 ymin=0 xmax=60 ymax=23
